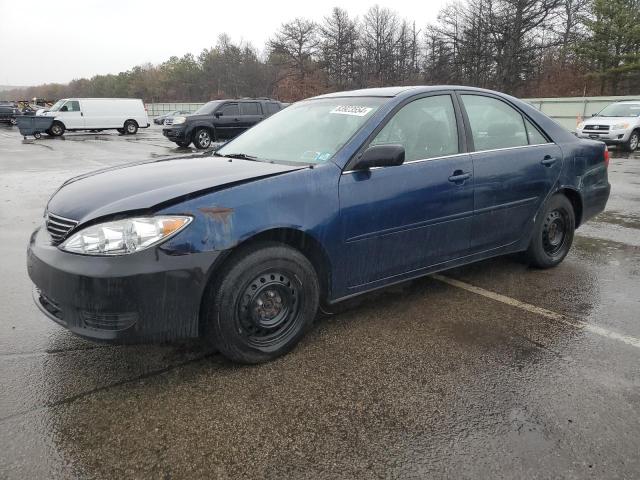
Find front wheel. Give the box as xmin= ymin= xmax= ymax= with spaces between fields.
xmin=623 ymin=130 xmax=639 ymax=152
xmin=202 ymin=243 xmax=320 ymax=364
xmin=49 ymin=121 xmax=65 ymax=137
xmin=526 ymin=194 xmax=575 ymax=268
xmin=193 ymin=128 xmax=212 ymax=149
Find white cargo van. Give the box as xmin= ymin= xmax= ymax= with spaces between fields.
xmin=41 ymin=98 xmax=150 ymax=136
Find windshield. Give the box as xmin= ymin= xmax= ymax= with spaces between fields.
xmin=597 ymin=103 xmax=640 ymax=117
xmin=194 ymin=101 xmax=223 ymax=115
xmin=216 ymin=97 xmax=387 ymax=164
xmin=48 ymin=100 xmax=66 ymax=112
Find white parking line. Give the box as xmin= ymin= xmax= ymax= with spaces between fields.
xmin=432 ymin=274 xmax=640 ymax=349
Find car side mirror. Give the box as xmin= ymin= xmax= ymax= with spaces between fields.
xmin=591 ymin=113 xmax=597 ymax=117
xmin=352 ymin=145 xmax=405 ymax=170
xmin=214 ymin=112 xmax=223 ymax=118
xmin=60 ymin=106 xmax=68 ymax=112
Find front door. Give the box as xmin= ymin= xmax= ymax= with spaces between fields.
xmin=458 ymin=93 xmax=563 ymax=251
xmin=56 ymin=100 xmax=84 ymax=129
xmin=215 ymin=102 xmax=242 ymax=140
xmin=338 ymin=94 xmax=474 ymax=292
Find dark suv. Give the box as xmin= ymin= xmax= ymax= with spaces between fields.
xmin=0 ymin=104 xmax=21 ymax=125
xmin=162 ymin=98 xmax=285 ymax=149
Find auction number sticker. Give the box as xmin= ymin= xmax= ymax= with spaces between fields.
xmin=330 ymin=105 xmax=373 ymax=116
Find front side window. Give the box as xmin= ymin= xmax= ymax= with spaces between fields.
xmin=370 ymin=95 xmax=459 ymax=161
xmin=266 ymin=102 xmax=280 ymax=114
xmin=462 ymin=95 xmax=528 ymax=151
xmin=62 ymin=100 xmax=80 ymax=112
xmin=216 ymin=97 xmax=386 ymax=165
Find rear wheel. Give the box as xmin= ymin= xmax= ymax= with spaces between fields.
xmin=202 ymin=243 xmax=319 ymax=364
xmin=526 ymin=194 xmax=575 ymax=268
xmin=623 ymin=130 xmax=639 ymax=152
xmin=124 ymin=120 xmax=138 ymax=135
xmin=10 ymin=117 xmax=17 ymax=125
xmin=49 ymin=121 xmax=65 ymax=137
xmin=193 ymin=128 xmax=212 ymax=149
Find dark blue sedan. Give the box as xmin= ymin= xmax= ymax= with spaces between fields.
xmin=27 ymin=86 xmax=610 ymax=363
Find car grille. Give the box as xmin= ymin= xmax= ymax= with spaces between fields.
xmin=46 ymin=212 xmax=78 ymax=244
xmin=584 ymin=124 xmax=609 ymax=131
xmin=164 ymin=117 xmax=173 ymax=125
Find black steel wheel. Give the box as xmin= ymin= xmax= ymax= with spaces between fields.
xmin=202 ymin=242 xmax=319 ymax=364
xmin=526 ymin=194 xmax=575 ymax=268
xmin=193 ymin=128 xmax=212 ymax=149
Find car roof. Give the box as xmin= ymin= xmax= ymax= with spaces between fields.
xmin=310 ymin=85 xmax=508 ymax=99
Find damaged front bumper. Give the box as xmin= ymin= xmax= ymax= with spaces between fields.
xmin=27 ymin=226 xmax=221 ymax=343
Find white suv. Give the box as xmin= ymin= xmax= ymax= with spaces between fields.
xmin=576 ymin=101 xmax=640 ymax=152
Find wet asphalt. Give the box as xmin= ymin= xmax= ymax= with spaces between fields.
xmin=0 ymin=124 xmax=638 ymax=479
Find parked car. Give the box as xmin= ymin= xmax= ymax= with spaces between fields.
xmin=28 ymin=86 xmax=610 ymax=364
xmin=153 ymin=110 xmax=190 ymax=125
xmin=162 ymin=98 xmax=285 ymax=148
xmin=0 ymin=104 xmax=21 ymax=125
xmin=39 ymin=98 xmax=150 ymax=136
xmin=576 ymin=101 xmax=640 ymax=151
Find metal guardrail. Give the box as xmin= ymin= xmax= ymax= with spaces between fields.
xmin=145 ymin=95 xmax=640 ymax=131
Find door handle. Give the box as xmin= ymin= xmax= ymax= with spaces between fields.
xmin=541 ymin=155 xmax=557 ymax=166
xmin=448 ymin=171 xmax=471 ymax=183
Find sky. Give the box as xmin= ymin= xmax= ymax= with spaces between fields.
xmin=0 ymin=0 xmax=450 ymax=86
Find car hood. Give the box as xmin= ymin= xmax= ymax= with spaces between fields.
xmin=585 ymin=116 xmax=637 ymax=126
xmin=46 ymin=155 xmax=304 ymax=223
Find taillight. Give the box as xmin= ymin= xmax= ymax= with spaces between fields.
xmin=604 ymin=146 xmax=610 ymax=168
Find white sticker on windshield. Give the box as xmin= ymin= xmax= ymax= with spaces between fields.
xmin=330 ymin=105 xmax=373 ymax=116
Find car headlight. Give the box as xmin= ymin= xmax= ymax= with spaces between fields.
xmin=577 ymin=122 xmax=584 ymax=129
xmin=60 ymin=216 xmax=192 ymax=255
xmin=613 ymin=122 xmax=629 ymax=130
xmin=172 ymin=116 xmax=186 ymax=125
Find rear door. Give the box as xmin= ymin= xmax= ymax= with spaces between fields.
xmin=458 ymin=93 xmax=563 ymax=252
xmin=239 ymin=101 xmax=264 ymax=131
xmin=338 ymin=93 xmax=474 ymax=290
xmin=56 ymin=100 xmax=84 ymax=129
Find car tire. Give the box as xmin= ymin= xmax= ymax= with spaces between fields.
xmin=202 ymin=242 xmax=320 ymax=364
xmin=124 ymin=120 xmax=138 ymax=135
xmin=193 ymin=128 xmax=212 ymax=149
xmin=623 ymin=130 xmax=639 ymax=152
xmin=10 ymin=118 xmax=17 ymax=126
xmin=49 ymin=121 xmax=65 ymax=137
xmin=176 ymin=140 xmax=191 ymax=148
xmin=526 ymin=194 xmax=575 ymax=269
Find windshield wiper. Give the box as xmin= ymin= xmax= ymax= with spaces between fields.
xmin=215 ymin=152 xmax=260 ymax=161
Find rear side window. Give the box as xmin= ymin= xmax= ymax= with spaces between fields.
xmin=266 ymin=102 xmax=280 ymax=114
xmin=240 ymin=102 xmax=261 ymax=115
xmin=461 ymin=95 xmax=528 ymax=151
xmin=525 ymin=118 xmax=548 ymax=145
xmin=370 ymin=95 xmax=459 ymax=161
xmin=219 ymin=103 xmax=239 ymax=116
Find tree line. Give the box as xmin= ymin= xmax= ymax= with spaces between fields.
xmin=5 ymin=0 xmax=640 ymax=103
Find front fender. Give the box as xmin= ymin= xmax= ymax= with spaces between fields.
xmin=158 ymin=162 xmax=342 ymax=256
